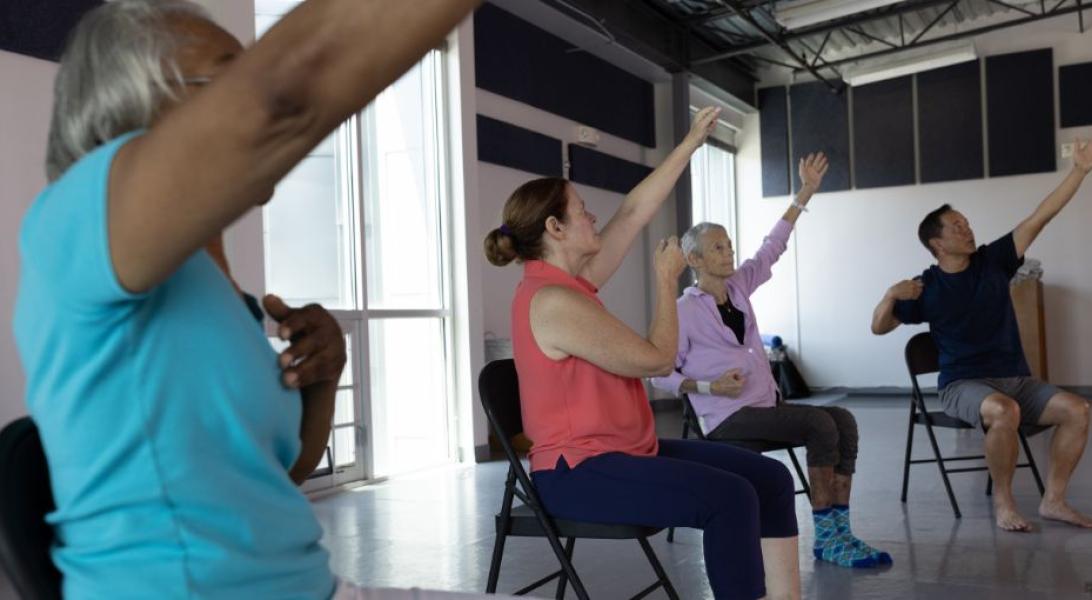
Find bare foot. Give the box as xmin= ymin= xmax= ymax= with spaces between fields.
xmin=1039 ymin=501 xmax=1092 ymax=528
xmin=995 ymin=502 xmax=1033 ymax=532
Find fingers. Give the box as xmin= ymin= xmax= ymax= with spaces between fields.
xmin=262 ymin=293 xmax=292 ymax=322
xmin=282 ymin=346 xmax=346 ymax=388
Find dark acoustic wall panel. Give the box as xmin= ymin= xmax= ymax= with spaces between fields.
xmin=474 ymin=3 xmax=656 ymax=148
xmin=568 ymin=145 xmax=652 ymax=195
xmin=987 ymin=48 xmax=1055 ymax=177
xmin=789 ymin=81 xmax=851 ymax=192
xmin=1060 ymin=62 xmax=1092 ymax=128
xmin=852 ymin=76 xmax=915 ymax=189
xmin=758 ymin=87 xmax=791 ymax=197
xmin=477 ymin=115 xmax=563 ymax=177
xmin=918 ymin=60 xmax=983 ymax=183
xmin=0 ymin=0 xmax=102 ymax=61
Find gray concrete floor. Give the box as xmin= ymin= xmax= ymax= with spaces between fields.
xmin=313 ymin=395 xmax=1092 ymax=599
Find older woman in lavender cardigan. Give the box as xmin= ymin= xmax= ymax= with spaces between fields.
xmin=652 ymin=152 xmax=891 ymax=569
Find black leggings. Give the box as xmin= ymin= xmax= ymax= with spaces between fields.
xmin=708 ymin=405 xmax=860 ymax=475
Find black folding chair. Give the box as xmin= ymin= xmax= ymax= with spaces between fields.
xmin=901 ymin=331 xmax=1046 ymax=518
xmin=0 ymin=417 xmax=62 ymax=600
xmin=667 ymin=394 xmax=810 ymax=543
xmin=478 ymin=360 xmax=679 ymax=600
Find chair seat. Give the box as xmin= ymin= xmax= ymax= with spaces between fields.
xmin=913 ymin=411 xmax=977 ymax=429
xmin=500 ymin=504 xmax=663 ymax=540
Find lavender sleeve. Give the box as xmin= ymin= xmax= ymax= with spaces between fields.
xmin=733 ymin=219 xmax=793 ymax=296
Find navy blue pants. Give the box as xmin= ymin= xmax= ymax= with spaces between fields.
xmin=531 ymin=438 xmax=798 ymax=600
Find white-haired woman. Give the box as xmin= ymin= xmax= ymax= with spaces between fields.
xmin=652 ymin=153 xmax=892 ymax=569
xmin=13 ymin=1 xmax=478 ymax=598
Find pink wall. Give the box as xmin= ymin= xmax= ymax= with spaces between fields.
xmin=0 ymin=51 xmax=56 ymax=426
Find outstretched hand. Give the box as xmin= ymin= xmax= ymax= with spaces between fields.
xmin=1073 ymin=138 xmax=1092 ymax=175
xmin=263 ymin=294 xmax=347 ymax=390
xmin=684 ymin=106 xmax=722 ymax=149
xmin=798 ymin=152 xmax=829 ymax=191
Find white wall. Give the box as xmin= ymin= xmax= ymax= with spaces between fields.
xmin=475 ymin=88 xmax=675 ymax=340
xmin=738 ymin=14 xmax=1092 ymax=388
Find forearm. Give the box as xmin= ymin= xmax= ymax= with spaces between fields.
xmin=782 ymin=183 xmax=817 ymax=225
xmin=289 ymin=381 xmax=337 ymax=485
xmin=647 ymin=277 xmax=680 ymax=368
xmin=871 ymin=294 xmax=900 ymax=335
xmin=1017 ymin=167 xmax=1089 ymax=245
xmin=623 ymin=139 xmax=700 ymax=220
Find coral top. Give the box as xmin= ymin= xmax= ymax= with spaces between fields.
xmin=511 ymin=260 xmax=659 ymax=472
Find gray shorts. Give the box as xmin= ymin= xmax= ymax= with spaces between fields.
xmin=939 ymin=377 xmax=1060 ymax=428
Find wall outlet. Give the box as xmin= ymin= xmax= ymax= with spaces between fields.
xmin=1062 ymin=142 xmax=1074 ymax=158
xmin=575 ymin=125 xmax=600 ymax=147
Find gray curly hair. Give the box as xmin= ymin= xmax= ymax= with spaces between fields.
xmin=45 ymin=0 xmax=211 ymax=181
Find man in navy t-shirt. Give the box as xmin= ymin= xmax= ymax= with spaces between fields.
xmin=871 ymin=141 xmax=1092 ymax=533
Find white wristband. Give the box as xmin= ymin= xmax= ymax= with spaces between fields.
xmin=792 ymin=200 xmax=809 ymax=212
xmin=696 ymin=380 xmax=712 ymax=395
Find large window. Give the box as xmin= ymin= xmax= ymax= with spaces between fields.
xmin=690 ymin=139 xmax=738 ymax=264
xmin=256 ymin=2 xmax=456 ymax=487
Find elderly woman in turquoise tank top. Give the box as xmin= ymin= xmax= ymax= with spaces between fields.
xmin=11 ymin=1 xmax=479 ymax=598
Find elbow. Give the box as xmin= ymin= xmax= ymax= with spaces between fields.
xmin=646 ymin=351 xmax=676 ymax=378
xmin=870 ymin=319 xmax=892 ymax=336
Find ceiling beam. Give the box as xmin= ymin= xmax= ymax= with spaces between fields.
xmin=691 ymin=0 xmax=956 ymax=65
xmin=539 ymin=0 xmax=758 ymax=105
xmin=793 ymin=0 xmax=1092 ymax=72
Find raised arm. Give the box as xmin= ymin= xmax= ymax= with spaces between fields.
xmin=579 ymin=107 xmax=720 ymax=288
xmin=109 ymin=0 xmax=479 ymax=293
xmin=1012 ymin=139 xmax=1092 ymax=257
xmin=871 ymin=279 xmax=923 ymax=335
xmin=783 ymin=152 xmax=828 ymax=225
xmin=534 ymin=238 xmax=686 ymax=378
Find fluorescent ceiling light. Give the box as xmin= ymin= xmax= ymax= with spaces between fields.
xmin=774 ymin=0 xmax=904 ymax=30
xmin=843 ymin=41 xmax=978 ymax=86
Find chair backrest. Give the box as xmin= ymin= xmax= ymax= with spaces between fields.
xmin=0 ymin=417 xmax=62 ymax=600
xmin=478 ymin=359 xmax=525 ymax=444
xmin=478 ymin=360 xmax=553 ymax=511
xmin=905 ymin=331 xmax=939 ymax=377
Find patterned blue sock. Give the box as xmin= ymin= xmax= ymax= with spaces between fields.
xmin=812 ymin=507 xmax=878 ymax=568
xmin=832 ymin=504 xmax=892 ymax=565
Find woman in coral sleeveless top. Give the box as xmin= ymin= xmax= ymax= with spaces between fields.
xmin=483 ymin=108 xmax=800 ymax=600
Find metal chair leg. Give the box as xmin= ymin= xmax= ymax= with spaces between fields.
xmin=787 ymin=446 xmax=810 ymax=499
xmin=486 ymin=527 xmax=507 ymax=593
xmin=1019 ymin=431 xmax=1046 ymax=495
xmin=901 ymin=404 xmax=916 ymax=503
xmin=923 ymin=418 xmax=962 ymax=518
xmin=556 ymin=537 xmax=576 ymax=600
xmin=532 ymin=512 xmax=590 ymax=600
xmin=637 ymin=536 xmax=680 ymax=600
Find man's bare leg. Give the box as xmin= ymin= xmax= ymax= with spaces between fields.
xmin=1036 ymin=393 xmax=1092 ymax=528
xmin=981 ymin=394 xmax=1031 ymax=532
